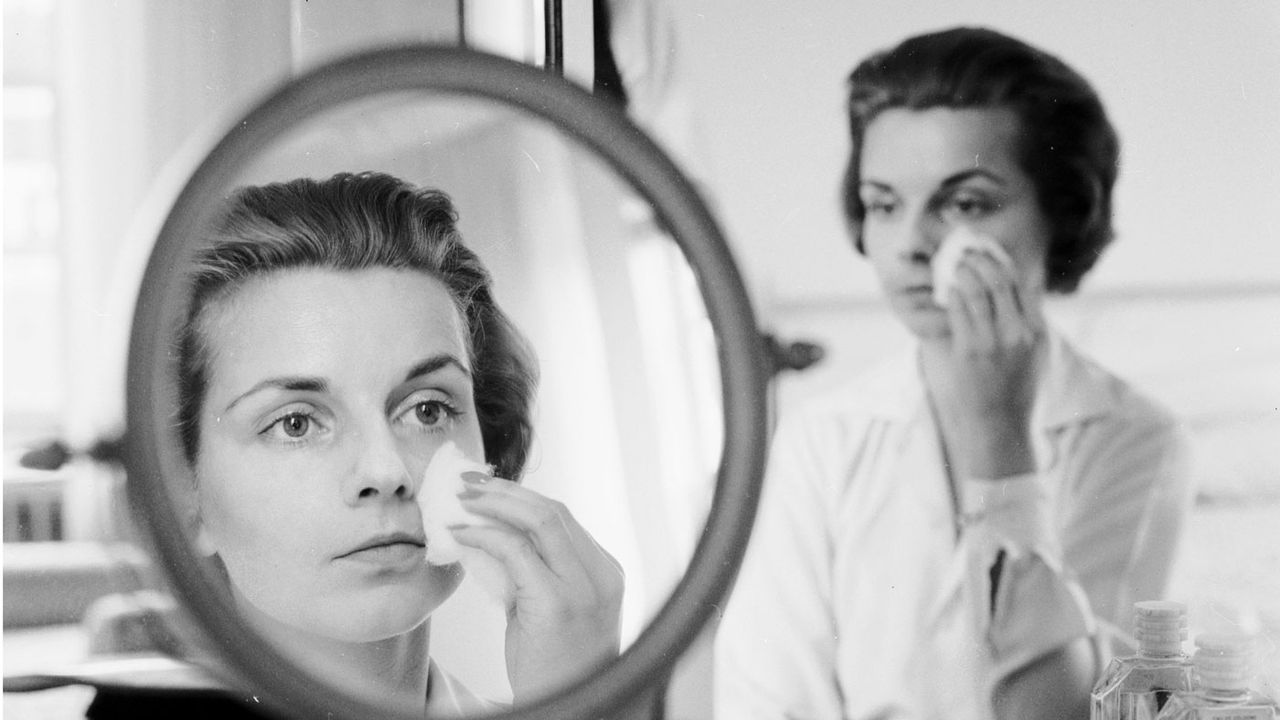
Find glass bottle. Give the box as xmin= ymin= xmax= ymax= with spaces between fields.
xmin=1156 ymin=633 xmax=1278 ymax=719
xmin=1091 ymin=600 xmax=1196 ymax=720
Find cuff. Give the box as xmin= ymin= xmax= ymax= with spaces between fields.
xmin=956 ymin=474 xmax=1095 ymax=679
xmin=957 ymin=472 xmax=1062 ymax=567
xmin=988 ymin=554 xmax=1096 ymax=678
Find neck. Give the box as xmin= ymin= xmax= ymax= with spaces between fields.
xmin=915 ymin=333 xmax=1048 ymax=409
xmin=915 ymin=335 xmax=1045 ymax=479
xmin=916 ymin=338 xmax=955 ymax=399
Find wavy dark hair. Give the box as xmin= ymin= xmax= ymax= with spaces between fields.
xmin=175 ymin=171 xmax=538 ymax=480
xmin=842 ymin=27 xmax=1120 ymax=293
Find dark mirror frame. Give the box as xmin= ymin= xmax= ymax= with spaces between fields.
xmin=124 ymin=45 xmax=769 ymax=720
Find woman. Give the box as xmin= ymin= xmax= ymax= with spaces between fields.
xmin=175 ymin=171 xmax=624 ymax=715
xmin=714 ymin=27 xmax=1192 ymax=720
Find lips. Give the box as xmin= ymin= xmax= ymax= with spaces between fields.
xmin=900 ymin=285 xmax=937 ymax=299
xmin=336 ymin=531 xmax=426 ymax=561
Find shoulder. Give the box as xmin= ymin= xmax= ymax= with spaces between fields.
xmin=1043 ymin=334 xmax=1192 ymax=490
xmin=1044 ymin=332 xmax=1183 ymax=440
xmin=783 ymin=350 xmax=919 ymax=436
xmin=766 ymin=351 xmax=921 ymax=493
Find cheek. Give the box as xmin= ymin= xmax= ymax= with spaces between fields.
xmin=861 ymin=232 xmax=902 ymax=281
xmin=396 ymin=422 xmax=488 ymax=484
xmin=195 ymin=454 xmax=265 ymax=549
xmin=1005 ymin=216 xmax=1052 ymax=284
xmin=195 ymin=444 xmax=320 ymax=550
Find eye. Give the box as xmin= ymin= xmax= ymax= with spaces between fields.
xmin=942 ymin=192 xmax=998 ymax=219
xmin=415 ymin=401 xmax=446 ymax=427
xmin=281 ymin=413 xmax=309 ymax=437
xmin=261 ymin=410 xmax=323 ymax=444
xmin=396 ymin=397 xmax=460 ymax=433
xmin=861 ymin=195 xmax=898 ymax=218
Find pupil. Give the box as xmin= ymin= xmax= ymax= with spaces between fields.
xmin=283 ymin=414 xmax=308 ymax=437
xmin=416 ymin=402 xmax=441 ymax=425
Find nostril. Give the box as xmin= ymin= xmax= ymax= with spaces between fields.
xmin=358 ymin=487 xmax=378 ymax=499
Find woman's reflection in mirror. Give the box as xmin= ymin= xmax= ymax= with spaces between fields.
xmin=175 ymin=172 xmax=624 ymax=715
xmin=715 ymin=27 xmax=1193 ymax=720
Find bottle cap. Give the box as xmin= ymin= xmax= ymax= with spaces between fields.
xmin=1194 ymin=633 xmax=1256 ymax=692
xmin=1133 ymin=600 xmax=1187 ymax=656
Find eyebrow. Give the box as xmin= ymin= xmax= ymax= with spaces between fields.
xmin=224 ymin=377 xmax=328 ymax=412
xmin=858 ymin=179 xmax=896 ymax=194
xmin=221 ymin=355 xmax=471 ymax=414
xmin=860 ymin=168 xmax=1008 ymax=193
xmin=938 ymin=168 xmax=1007 ymax=188
xmin=403 ymin=354 xmax=471 ymax=383
xmin=386 ymin=354 xmax=472 ymax=416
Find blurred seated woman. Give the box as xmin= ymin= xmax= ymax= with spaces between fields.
xmin=714 ymin=27 xmax=1193 ymax=720
xmin=175 ymin=171 xmax=624 ymax=715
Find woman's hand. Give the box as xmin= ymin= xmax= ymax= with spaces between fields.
xmin=449 ymin=475 xmax=624 ymax=703
xmin=928 ymin=248 xmax=1047 ymax=478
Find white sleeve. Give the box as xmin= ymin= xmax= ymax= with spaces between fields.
xmin=1057 ymin=415 xmax=1194 ymax=650
xmin=956 ymin=410 xmax=1194 ymax=682
xmin=713 ymin=416 xmax=845 ymax=720
xmin=957 ymin=475 xmax=1095 ymax=679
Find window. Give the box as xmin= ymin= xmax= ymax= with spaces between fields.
xmin=4 ymin=0 xmax=65 ymax=450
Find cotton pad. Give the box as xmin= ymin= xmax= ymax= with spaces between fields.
xmin=931 ymin=226 xmax=1014 ymax=307
xmin=417 ymin=441 xmax=510 ymax=601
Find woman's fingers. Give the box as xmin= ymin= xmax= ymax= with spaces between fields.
xmin=458 ymin=479 xmax=590 ymax=585
xmin=448 ymin=521 xmax=561 ymax=603
xmin=945 ymin=283 xmax=978 ymax=352
xmin=501 ymin=482 xmax=623 ymax=584
xmin=1009 ymin=268 xmax=1047 ymax=335
xmin=950 ymin=250 xmax=1037 ymax=349
xmin=447 ymin=478 xmax=624 ymax=703
xmin=948 ymin=257 xmax=995 ymax=351
xmin=961 ymin=251 xmax=1033 ymax=346
xmin=455 ymin=477 xmax=623 ymax=600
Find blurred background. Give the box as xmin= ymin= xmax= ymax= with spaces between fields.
xmin=4 ymin=1 xmax=1278 ymax=718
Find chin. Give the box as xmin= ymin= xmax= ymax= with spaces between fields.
xmin=326 ymin=608 xmax=431 ymax=643
xmin=306 ymin=589 xmax=436 ymax=643
xmin=239 ymin=565 xmax=463 ymax=644
xmin=331 ymin=568 xmax=464 ymax=642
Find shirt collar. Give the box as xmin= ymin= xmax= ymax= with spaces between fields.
xmin=1033 ymin=328 xmax=1118 ymax=431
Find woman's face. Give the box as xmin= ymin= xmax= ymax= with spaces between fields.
xmin=857 ymin=107 xmax=1051 ymax=339
xmin=193 ymin=267 xmax=482 ymax=642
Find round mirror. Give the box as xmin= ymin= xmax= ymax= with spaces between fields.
xmin=124 ymin=46 xmax=768 ymax=719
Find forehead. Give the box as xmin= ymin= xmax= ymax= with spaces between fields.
xmin=860 ymin=107 xmax=1025 ymax=185
xmin=198 ymin=267 xmax=470 ymax=385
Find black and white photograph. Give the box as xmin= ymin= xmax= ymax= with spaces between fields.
xmin=3 ymin=2 xmax=1278 ymax=719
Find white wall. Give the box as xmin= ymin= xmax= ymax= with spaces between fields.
xmin=669 ymin=1 xmax=1280 ymax=309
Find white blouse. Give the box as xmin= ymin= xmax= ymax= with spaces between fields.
xmin=713 ymin=330 xmax=1193 ymax=720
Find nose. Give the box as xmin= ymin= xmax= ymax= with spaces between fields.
xmin=343 ymin=422 xmax=417 ymax=505
xmin=901 ymin=208 xmax=945 ymax=264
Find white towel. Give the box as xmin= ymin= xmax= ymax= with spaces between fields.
xmin=418 ymin=441 xmax=510 ymax=602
